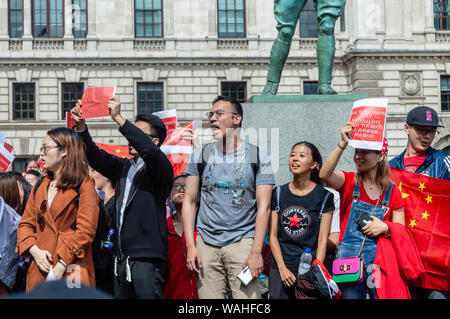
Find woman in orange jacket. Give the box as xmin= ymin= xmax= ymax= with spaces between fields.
xmin=17 ymin=127 xmax=99 ymax=292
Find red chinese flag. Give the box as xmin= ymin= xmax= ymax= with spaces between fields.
xmin=80 ymin=87 xmax=116 ymax=119
xmin=161 ymin=121 xmax=195 ymax=176
xmin=66 ymin=111 xmax=77 ymax=128
xmin=391 ymin=167 xmax=450 ymax=291
xmin=96 ymin=143 xmax=132 ymax=159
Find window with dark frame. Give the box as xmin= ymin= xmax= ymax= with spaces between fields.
xmin=13 ymin=83 xmax=36 ymax=120
xmin=12 ymin=157 xmax=29 ymax=173
xmin=218 ymin=0 xmax=245 ymax=38
xmin=72 ymin=0 xmax=87 ymax=38
xmin=32 ymin=0 xmax=64 ymax=38
xmin=135 ymin=0 xmax=163 ymax=38
xmin=137 ymin=83 xmax=164 ymax=114
xmin=434 ymin=0 xmax=450 ymax=30
xmin=441 ymin=76 xmax=450 ymax=112
xmin=62 ymin=83 xmax=84 ymax=119
xmin=9 ymin=0 xmax=24 ymax=38
xmin=221 ymin=82 xmax=247 ymax=103
xmin=303 ymin=81 xmax=318 ymax=95
xmin=299 ymin=0 xmax=318 ymax=38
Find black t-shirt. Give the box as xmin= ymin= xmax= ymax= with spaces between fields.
xmin=270 ymin=183 xmax=334 ymax=274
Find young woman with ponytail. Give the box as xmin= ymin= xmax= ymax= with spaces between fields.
xmin=319 ymin=122 xmax=405 ymax=299
xmin=268 ymin=141 xmax=335 ymax=299
xmin=17 ymin=127 xmax=99 ymax=291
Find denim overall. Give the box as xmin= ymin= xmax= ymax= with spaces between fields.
xmin=337 ymin=183 xmax=393 ymax=299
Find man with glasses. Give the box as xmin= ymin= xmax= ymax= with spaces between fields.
xmin=70 ymin=97 xmax=174 ymax=299
xmin=390 ymin=105 xmax=450 ymax=299
xmin=183 ymin=96 xmax=275 ymax=299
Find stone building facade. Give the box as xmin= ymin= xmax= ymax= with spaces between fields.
xmin=0 ymin=0 xmax=449 ymax=171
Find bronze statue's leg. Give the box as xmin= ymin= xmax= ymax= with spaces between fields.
xmin=316 ymin=0 xmax=346 ymax=95
xmin=317 ymin=15 xmax=338 ymax=95
xmin=263 ymin=0 xmax=308 ymax=95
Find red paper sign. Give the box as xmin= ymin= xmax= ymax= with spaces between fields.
xmin=348 ymin=99 xmax=388 ymax=151
xmin=80 ymin=87 xmax=116 ymax=119
xmin=350 ymin=106 xmax=386 ymax=142
xmin=4 ymin=142 xmax=13 ymax=153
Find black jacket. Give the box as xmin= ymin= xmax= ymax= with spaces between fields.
xmin=79 ymin=120 xmax=174 ymax=263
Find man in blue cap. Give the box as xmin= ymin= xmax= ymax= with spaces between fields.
xmin=390 ymin=105 xmax=450 ymax=299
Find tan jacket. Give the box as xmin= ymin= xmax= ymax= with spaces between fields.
xmin=17 ymin=176 xmax=99 ymax=291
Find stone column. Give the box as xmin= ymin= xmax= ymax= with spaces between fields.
xmin=22 ymin=0 xmax=33 ymax=51
xmin=348 ymin=0 xmax=378 ymax=49
xmin=87 ymin=0 xmax=97 ymax=52
xmin=64 ymin=0 xmax=74 ymax=50
xmin=0 ymin=2 xmax=9 ymax=52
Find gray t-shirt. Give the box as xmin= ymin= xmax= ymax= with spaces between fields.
xmin=185 ymin=141 xmax=275 ymax=247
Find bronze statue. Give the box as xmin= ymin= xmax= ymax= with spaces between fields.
xmin=263 ymin=0 xmax=346 ymax=95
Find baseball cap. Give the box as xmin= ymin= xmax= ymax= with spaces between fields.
xmin=406 ymin=106 xmax=444 ymax=127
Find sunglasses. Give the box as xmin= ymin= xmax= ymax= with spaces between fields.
xmin=173 ymin=184 xmax=186 ymax=191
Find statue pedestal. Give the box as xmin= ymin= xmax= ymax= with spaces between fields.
xmin=242 ymin=94 xmax=368 ymax=185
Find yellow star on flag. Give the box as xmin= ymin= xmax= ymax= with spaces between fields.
xmin=425 ymin=195 xmax=433 ymax=204
xmin=418 ymin=182 xmax=426 ymax=191
xmin=409 ymin=219 xmax=417 ymax=228
xmin=421 ymin=211 xmax=430 ymax=220
xmin=398 ymin=182 xmax=410 ymax=199
xmin=115 ymin=149 xmax=121 ymax=154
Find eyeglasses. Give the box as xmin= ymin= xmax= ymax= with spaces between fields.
xmin=172 ymin=184 xmax=186 ymax=191
xmin=412 ymin=126 xmax=438 ymax=136
xmin=205 ymin=110 xmax=238 ymax=120
xmin=40 ymin=145 xmax=60 ymax=154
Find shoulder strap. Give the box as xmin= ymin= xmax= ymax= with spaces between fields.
xmin=248 ymin=144 xmax=260 ymax=178
xmin=274 ymin=186 xmax=282 ymax=212
xmin=198 ymin=143 xmax=215 ymax=188
xmin=319 ymin=191 xmax=332 ymax=216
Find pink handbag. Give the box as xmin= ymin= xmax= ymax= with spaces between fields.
xmin=332 ymin=257 xmax=365 ymax=284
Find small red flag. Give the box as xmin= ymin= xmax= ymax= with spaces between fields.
xmin=36 ymin=159 xmax=44 ymax=170
xmin=391 ymin=167 xmax=450 ymax=291
xmin=161 ymin=121 xmax=199 ymax=176
xmin=66 ymin=111 xmax=76 ymax=128
xmin=96 ymin=143 xmax=132 ymax=159
xmin=80 ymin=87 xmax=116 ymax=119
xmin=0 ymin=143 xmax=14 ymax=172
xmin=4 ymin=142 xmax=13 ymax=153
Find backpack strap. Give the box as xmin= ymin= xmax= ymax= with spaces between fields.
xmin=274 ymin=185 xmax=282 ymax=213
xmin=248 ymin=143 xmax=260 ymax=178
xmin=319 ymin=191 xmax=332 ymax=219
xmin=197 ymin=143 xmax=215 ymax=188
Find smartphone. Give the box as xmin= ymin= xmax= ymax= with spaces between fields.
xmin=356 ymin=212 xmax=373 ymax=228
xmin=237 ymin=266 xmax=253 ymax=286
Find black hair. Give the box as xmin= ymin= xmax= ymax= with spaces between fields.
xmin=135 ymin=114 xmax=167 ymax=146
xmin=291 ymin=141 xmax=323 ymax=186
xmin=12 ymin=171 xmax=32 ymax=215
xmin=173 ymin=172 xmax=188 ymax=184
xmin=212 ymin=95 xmax=243 ymax=127
xmin=25 ymin=169 xmax=41 ymax=178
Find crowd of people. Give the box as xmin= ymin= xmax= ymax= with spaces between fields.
xmin=0 ymin=95 xmax=448 ymax=300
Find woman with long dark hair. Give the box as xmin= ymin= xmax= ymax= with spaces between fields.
xmin=319 ymin=122 xmax=405 ymax=299
xmin=17 ymin=127 xmax=99 ymax=291
xmin=268 ymin=141 xmax=334 ymax=299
